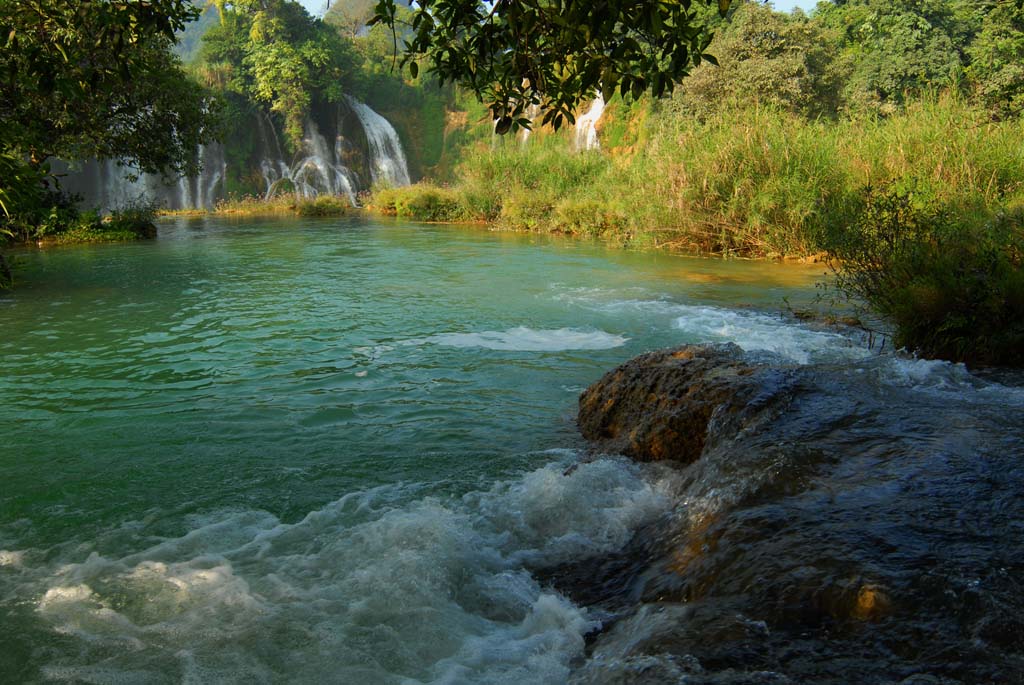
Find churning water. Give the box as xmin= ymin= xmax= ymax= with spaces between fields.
xmin=1 ymin=218 xmax=1018 ymax=683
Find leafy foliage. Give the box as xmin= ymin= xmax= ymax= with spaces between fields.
xmin=821 ymin=184 xmax=1024 ymax=366
xmin=0 ymin=0 xmax=215 ymax=173
xmin=673 ymin=2 xmax=845 ymax=119
xmin=967 ymin=2 xmax=1024 ymax=118
xmin=200 ymin=0 xmax=358 ymax=149
xmin=816 ymin=0 xmax=974 ymax=113
xmin=0 ymin=0 xmax=218 ymax=256
xmin=370 ymin=0 xmax=733 ymax=132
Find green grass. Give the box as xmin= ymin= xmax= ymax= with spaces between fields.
xmin=160 ymin=194 xmax=354 ymax=218
xmin=376 ymin=93 xmax=1024 ymax=259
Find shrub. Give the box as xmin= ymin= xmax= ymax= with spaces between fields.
xmin=296 ymin=195 xmax=350 ymax=217
xmin=553 ymin=198 xmax=629 ymax=238
xmin=822 ymin=184 xmax=1024 ymax=367
xmin=105 ymin=203 xmax=158 ymax=238
xmin=499 ymin=192 xmax=554 ymax=231
xmin=373 ymin=185 xmax=463 ymax=221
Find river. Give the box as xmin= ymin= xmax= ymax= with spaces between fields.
xmin=1 ymin=217 xmax=1019 ymax=683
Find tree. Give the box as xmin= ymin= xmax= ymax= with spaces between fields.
xmin=0 ymin=0 xmax=221 ymax=255
xmin=370 ymin=0 xmax=734 ymax=132
xmin=673 ymin=2 xmax=845 ymax=120
xmin=200 ymin=0 xmax=359 ymax=149
xmin=967 ymin=2 xmax=1024 ymax=118
xmin=816 ymin=0 xmax=976 ymax=113
xmin=0 ymin=0 xmax=216 ymax=175
xmin=325 ymin=0 xmax=380 ymax=37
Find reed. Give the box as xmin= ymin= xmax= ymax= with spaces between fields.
xmin=377 ymin=93 xmax=1024 ymax=260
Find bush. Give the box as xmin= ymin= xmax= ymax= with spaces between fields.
xmin=296 ymin=195 xmax=350 ymax=217
xmin=373 ymin=185 xmax=463 ymax=221
xmin=499 ymin=192 xmax=554 ymax=231
xmin=553 ymin=198 xmax=629 ymax=238
xmin=105 ymin=203 xmax=158 ymax=238
xmin=822 ymin=184 xmax=1024 ymax=367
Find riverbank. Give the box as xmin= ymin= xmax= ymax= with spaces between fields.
xmin=373 ymin=96 xmax=1024 ymax=260
xmin=0 ymin=207 xmax=158 ymax=288
xmin=159 ymin=194 xmax=353 ymax=219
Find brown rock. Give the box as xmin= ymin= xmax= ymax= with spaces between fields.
xmin=577 ymin=343 xmax=785 ymax=463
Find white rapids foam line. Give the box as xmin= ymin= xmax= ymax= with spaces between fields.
xmin=555 ymin=288 xmax=1024 ymax=398
xmin=10 ymin=457 xmax=674 ymax=684
xmin=552 ymin=286 xmax=869 ymax=365
xmin=420 ymin=327 xmax=629 ymax=352
xmin=670 ymin=305 xmax=870 ymax=365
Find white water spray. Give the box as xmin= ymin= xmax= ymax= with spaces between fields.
xmin=258 ymin=119 xmax=359 ymax=207
xmin=574 ymin=95 xmax=605 ymax=151
xmin=346 ymin=98 xmax=411 ymax=188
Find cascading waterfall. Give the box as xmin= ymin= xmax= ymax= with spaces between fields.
xmin=62 ymin=144 xmax=228 ymax=213
xmin=519 ymin=103 xmax=542 ymax=147
xmin=65 ymin=99 xmax=412 ymax=211
xmin=258 ymin=118 xmax=359 ymax=207
xmin=99 ymin=159 xmax=150 ymax=210
xmin=574 ymin=95 xmax=605 ymax=151
xmin=346 ymin=97 xmax=411 ymax=188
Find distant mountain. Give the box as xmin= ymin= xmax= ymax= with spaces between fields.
xmin=174 ymin=1 xmax=219 ymax=64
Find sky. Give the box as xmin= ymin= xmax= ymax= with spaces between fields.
xmin=296 ymin=0 xmax=818 ymax=19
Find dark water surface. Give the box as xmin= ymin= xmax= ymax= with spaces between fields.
xmin=1 ymin=216 xmax=1016 ymax=683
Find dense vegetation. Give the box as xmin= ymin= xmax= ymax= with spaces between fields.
xmin=376 ymin=0 xmax=1024 ymax=365
xmin=371 ymin=0 xmax=731 ymax=131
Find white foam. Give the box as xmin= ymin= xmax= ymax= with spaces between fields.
xmin=671 ymin=305 xmax=869 ymax=365
xmin=554 ymin=287 xmax=869 ymax=365
xmin=13 ymin=457 xmax=671 ymax=683
xmin=0 ymin=549 xmax=24 ymax=567
xmin=423 ymin=327 xmax=629 ymax=352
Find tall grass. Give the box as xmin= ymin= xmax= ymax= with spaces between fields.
xmin=376 ymin=93 xmax=1024 ymax=258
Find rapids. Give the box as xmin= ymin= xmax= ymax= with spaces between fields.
xmin=1 ymin=217 xmax=1020 ymax=683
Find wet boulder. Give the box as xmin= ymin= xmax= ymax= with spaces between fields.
xmin=564 ymin=345 xmax=1024 ymax=684
xmin=578 ymin=344 xmax=799 ymax=463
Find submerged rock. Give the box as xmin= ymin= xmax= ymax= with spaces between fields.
xmin=565 ymin=345 xmax=1024 ymax=684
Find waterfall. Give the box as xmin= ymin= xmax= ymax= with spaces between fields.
xmin=519 ymin=104 xmax=542 ymax=147
xmin=65 ymin=101 xmax=410 ymax=211
xmin=100 ymin=160 xmax=150 ymax=210
xmin=63 ymin=144 xmax=228 ymax=212
xmin=574 ymin=95 xmax=605 ymax=151
xmin=346 ymin=98 xmax=411 ymax=188
xmin=258 ymin=119 xmax=359 ymax=207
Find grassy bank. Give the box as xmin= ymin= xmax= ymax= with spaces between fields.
xmin=371 ymin=94 xmax=1024 ymax=365
xmin=7 ymin=205 xmax=158 ymax=247
xmin=373 ymin=95 xmax=1024 ymax=258
xmin=161 ymin=195 xmax=353 ymax=219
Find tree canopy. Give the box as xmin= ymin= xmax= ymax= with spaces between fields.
xmin=0 ymin=0 xmax=215 ymax=174
xmin=201 ymin=0 xmax=359 ymax=149
xmin=371 ymin=0 xmax=734 ymax=132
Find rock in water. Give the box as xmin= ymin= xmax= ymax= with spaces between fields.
xmin=578 ymin=343 xmax=798 ymax=463
xmin=565 ymin=344 xmax=1024 ymax=684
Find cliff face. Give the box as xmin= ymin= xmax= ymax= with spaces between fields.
xmin=567 ymin=345 xmax=1024 ymax=684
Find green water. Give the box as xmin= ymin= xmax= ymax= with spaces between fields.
xmin=0 ymin=216 xmax=834 ymax=682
